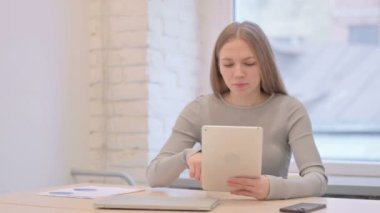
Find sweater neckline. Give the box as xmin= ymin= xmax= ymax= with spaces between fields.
xmin=217 ymin=93 xmax=276 ymax=110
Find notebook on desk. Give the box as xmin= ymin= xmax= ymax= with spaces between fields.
xmin=94 ymin=193 xmax=220 ymax=211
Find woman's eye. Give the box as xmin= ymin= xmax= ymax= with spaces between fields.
xmin=245 ymin=62 xmax=256 ymax=66
xmin=223 ymin=64 xmax=234 ymax=68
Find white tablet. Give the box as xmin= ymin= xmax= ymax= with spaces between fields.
xmin=201 ymin=125 xmax=263 ymax=192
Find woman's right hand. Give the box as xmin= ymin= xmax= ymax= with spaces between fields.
xmin=186 ymin=152 xmax=202 ymax=181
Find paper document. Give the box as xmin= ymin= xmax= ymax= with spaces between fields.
xmin=38 ymin=185 xmax=145 ymax=199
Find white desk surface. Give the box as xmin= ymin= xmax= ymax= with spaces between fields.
xmin=0 ymin=183 xmax=380 ymax=212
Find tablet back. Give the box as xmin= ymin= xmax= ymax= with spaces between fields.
xmin=201 ymin=125 xmax=263 ymax=191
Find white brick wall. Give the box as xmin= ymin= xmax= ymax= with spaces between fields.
xmin=147 ymin=0 xmax=203 ymax=162
xmin=88 ymin=0 xmax=149 ymax=183
xmin=87 ymin=0 xmax=232 ymax=184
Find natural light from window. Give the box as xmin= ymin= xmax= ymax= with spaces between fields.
xmin=235 ymin=0 xmax=380 ymax=163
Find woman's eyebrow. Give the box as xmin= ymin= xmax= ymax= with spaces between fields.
xmin=220 ymin=57 xmax=233 ymax=61
xmin=242 ymin=56 xmax=256 ymax=60
xmin=220 ymin=56 xmax=256 ymax=61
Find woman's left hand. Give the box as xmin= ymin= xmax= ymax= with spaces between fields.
xmin=227 ymin=175 xmax=270 ymax=200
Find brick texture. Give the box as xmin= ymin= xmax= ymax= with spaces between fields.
xmin=87 ymin=0 xmax=204 ymax=184
xmin=88 ymin=0 xmax=149 ymax=184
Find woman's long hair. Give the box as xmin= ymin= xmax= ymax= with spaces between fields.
xmin=210 ymin=21 xmax=288 ymax=96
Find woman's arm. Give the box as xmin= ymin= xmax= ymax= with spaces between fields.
xmin=267 ymin=99 xmax=328 ymax=199
xmin=226 ymin=98 xmax=327 ymax=200
xmin=146 ymin=98 xmax=203 ymax=187
xmin=267 ymin=166 xmax=327 ymax=199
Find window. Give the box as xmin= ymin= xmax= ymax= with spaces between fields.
xmin=349 ymin=25 xmax=379 ymax=45
xmin=235 ymin=0 xmax=380 ymax=165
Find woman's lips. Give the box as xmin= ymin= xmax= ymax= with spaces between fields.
xmin=232 ymin=83 xmax=248 ymax=88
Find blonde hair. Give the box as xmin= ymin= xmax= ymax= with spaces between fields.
xmin=210 ymin=21 xmax=287 ymax=96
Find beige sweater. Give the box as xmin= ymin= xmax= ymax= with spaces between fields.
xmin=146 ymin=93 xmax=328 ymax=200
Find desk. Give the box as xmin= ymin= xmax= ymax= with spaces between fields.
xmin=0 ymin=203 xmax=87 ymax=213
xmin=1 ymin=184 xmax=380 ymax=212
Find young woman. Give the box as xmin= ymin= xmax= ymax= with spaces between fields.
xmin=146 ymin=21 xmax=327 ymax=200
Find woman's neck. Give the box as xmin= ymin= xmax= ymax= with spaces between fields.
xmin=223 ymin=92 xmax=269 ymax=107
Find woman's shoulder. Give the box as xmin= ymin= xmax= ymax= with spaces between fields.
xmin=182 ymin=94 xmax=217 ymax=111
xmin=271 ymin=93 xmax=306 ymax=109
xmin=192 ymin=94 xmax=219 ymax=104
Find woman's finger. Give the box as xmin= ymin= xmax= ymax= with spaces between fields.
xmin=231 ymin=190 xmax=259 ymax=199
xmin=188 ymin=164 xmax=195 ymax=178
xmin=194 ymin=163 xmax=201 ymax=180
xmin=228 ymin=182 xmax=255 ymax=192
xmin=187 ymin=152 xmax=202 ymax=180
xmin=228 ymin=177 xmax=256 ymax=186
xmin=228 ymin=176 xmax=269 ymax=200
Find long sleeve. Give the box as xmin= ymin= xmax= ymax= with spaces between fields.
xmin=266 ymin=100 xmax=328 ymax=200
xmin=146 ymin=93 xmax=328 ymax=200
xmin=146 ymin=97 xmax=203 ymax=187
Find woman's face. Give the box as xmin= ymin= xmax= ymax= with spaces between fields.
xmin=218 ymin=38 xmax=262 ymax=98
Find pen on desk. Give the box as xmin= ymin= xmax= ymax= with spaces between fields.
xmin=73 ymin=188 xmax=97 ymax=192
xmin=49 ymin=191 xmax=73 ymax=195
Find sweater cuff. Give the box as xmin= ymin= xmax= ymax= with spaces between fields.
xmin=266 ymin=175 xmax=287 ymax=200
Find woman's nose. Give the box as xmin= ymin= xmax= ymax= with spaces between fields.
xmin=233 ymin=65 xmax=245 ymax=77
